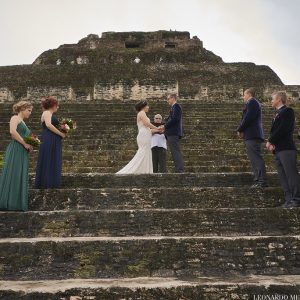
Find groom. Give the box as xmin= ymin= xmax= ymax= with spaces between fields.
xmin=162 ymin=94 xmax=184 ymax=173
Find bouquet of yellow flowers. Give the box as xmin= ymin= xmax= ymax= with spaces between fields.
xmin=57 ymin=118 xmax=77 ymax=133
xmin=24 ymin=134 xmax=41 ymax=147
xmin=0 ymin=154 xmax=4 ymax=169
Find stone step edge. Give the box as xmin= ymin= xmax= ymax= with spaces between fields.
xmin=0 ymin=275 xmax=299 ymax=293
xmin=0 ymin=207 xmax=292 ymax=214
xmin=27 ymin=186 xmax=282 ymax=191
xmin=28 ymin=172 xmax=279 ymax=176
xmin=1 ymin=235 xmax=299 ymax=244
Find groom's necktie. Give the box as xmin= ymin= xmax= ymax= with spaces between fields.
xmin=274 ymin=107 xmax=284 ymax=117
xmin=273 ymin=109 xmax=281 ymax=122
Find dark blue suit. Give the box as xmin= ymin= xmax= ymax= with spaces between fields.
xmin=164 ymin=103 xmax=184 ymax=172
xmin=268 ymin=105 xmax=300 ymax=206
xmin=237 ymin=98 xmax=267 ymax=185
xmin=165 ymin=103 xmax=183 ymax=137
xmin=237 ymin=98 xmax=264 ymax=141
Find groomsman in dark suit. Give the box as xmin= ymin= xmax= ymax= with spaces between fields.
xmin=237 ymin=88 xmax=267 ymax=188
xmin=266 ymin=91 xmax=300 ymax=208
xmin=162 ymin=94 xmax=184 ymax=173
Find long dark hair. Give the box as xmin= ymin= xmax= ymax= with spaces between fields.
xmin=135 ymin=100 xmax=148 ymax=112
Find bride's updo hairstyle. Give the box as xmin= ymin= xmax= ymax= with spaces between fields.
xmin=13 ymin=100 xmax=33 ymax=114
xmin=42 ymin=96 xmax=58 ymax=110
xmin=135 ymin=100 xmax=148 ymax=112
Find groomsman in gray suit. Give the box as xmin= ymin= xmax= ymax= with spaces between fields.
xmin=266 ymin=91 xmax=300 ymax=208
xmin=162 ymin=94 xmax=184 ymax=173
xmin=237 ymin=88 xmax=267 ymax=188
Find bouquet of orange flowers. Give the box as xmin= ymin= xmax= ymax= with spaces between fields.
xmin=57 ymin=118 xmax=77 ymax=133
xmin=24 ymin=134 xmax=41 ymax=147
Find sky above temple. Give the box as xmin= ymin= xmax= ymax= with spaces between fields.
xmin=0 ymin=0 xmax=299 ymax=84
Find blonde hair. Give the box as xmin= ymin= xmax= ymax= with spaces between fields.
xmin=12 ymin=100 xmax=33 ymax=114
xmin=272 ymin=91 xmax=287 ymax=105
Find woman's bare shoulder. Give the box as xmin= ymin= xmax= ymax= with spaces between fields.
xmin=10 ymin=115 xmax=20 ymax=122
xmin=137 ymin=111 xmax=146 ymax=117
xmin=42 ymin=110 xmax=51 ymax=116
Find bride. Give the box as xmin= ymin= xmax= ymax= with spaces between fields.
xmin=117 ymin=100 xmax=161 ymax=174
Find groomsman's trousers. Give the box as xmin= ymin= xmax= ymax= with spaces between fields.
xmin=275 ymin=150 xmax=300 ymax=204
xmin=167 ymin=136 xmax=184 ymax=173
xmin=244 ymin=139 xmax=267 ymax=185
xmin=152 ymin=147 xmax=167 ymax=173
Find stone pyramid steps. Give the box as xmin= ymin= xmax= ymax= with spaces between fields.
xmin=1 ymin=101 xmax=299 ymax=173
xmin=27 ymin=187 xmax=283 ymax=211
xmin=0 ymin=236 xmax=299 ymax=280
xmin=1 ymin=208 xmax=299 ymax=238
xmin=1 ymin=101 xmax=300 ymax=298
xmin=1 ymin=275 xmax=299 ymax=299
xmin=8 ymin=104 xmax=291 ymax=176
xmin=28 ymin=173 xmax=281 ymax=188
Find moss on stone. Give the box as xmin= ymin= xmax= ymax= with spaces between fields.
xmin=0 ymin=154 xmax=3 ymax=170
xmin=126 ymin=259 xmax=151 ymax=276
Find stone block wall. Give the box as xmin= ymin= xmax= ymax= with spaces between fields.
xmin=0 ymin=83 xmax=299 ymax=103
xmin=180 ymin=85 xmax=300 ymax=102
xmin=98 ymin=31 xmax=203 ymax=51
xmin=285 ymin=85 xmax=300 ymax=101
xmin=263 ymin=85 xmax=300 ymax=103
xmin=0 ymin=87 xmax=14 ymax=103
xmin=26 ymin=86 xmax=76 ymax=101
xmin=93 ymin=80 xmax=178 ymax=101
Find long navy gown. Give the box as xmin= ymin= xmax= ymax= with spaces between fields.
xmin=35 ymin=115 xmax=62 ymax=188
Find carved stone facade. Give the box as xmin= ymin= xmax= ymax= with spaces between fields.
xmin=26 ymin=87 xmax=75 ymax=101
xmin=0 ymin=88 xmax=14 ymax=103
xmin=1 ymin=83 xmax=299 ymax=103
xmin=76 ymin=56 xmax=89 ymax=65
xmin=94 ymin=80 xmax=178 ymax=101
xmin=283 ymin=85 xmax=300 ymax=102
xmin=79 ymin=31 xmax=203 ymax=51
xmin=12 ymin=81 xmax=178 ymax=102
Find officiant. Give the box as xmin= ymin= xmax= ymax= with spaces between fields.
xmin=151 ymin=114 xmax=167 ymax=173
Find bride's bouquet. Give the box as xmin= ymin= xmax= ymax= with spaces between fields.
xmin=24 ymin=134 xmax=41 ymax=147
xmin=57 ymin=118 xmax=77 ymax=133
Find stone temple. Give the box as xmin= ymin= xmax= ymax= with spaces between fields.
xmin=0 ymin=31 xmax=299 ymax=298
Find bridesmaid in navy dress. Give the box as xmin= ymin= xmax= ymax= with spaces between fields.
xmin=35 ymin=97 xmax=66 ymax=189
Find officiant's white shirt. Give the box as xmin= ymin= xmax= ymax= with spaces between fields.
xmin=151 ymin=133 xmax=167 ymax=149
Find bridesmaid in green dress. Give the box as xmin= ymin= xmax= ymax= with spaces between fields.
xmin=0 ymin=101 xmax=33 ymax=211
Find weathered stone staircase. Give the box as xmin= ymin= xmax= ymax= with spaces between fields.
xmin=0 ymin=101 xmax=299 ymax=173
xmin=0 ymin=101 xmax=299 ymax=299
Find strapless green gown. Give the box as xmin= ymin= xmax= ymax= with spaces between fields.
xmin=0 ymin=121 xmax=31 ymax=211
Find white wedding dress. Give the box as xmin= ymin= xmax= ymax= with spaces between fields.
xmin=116 ymin=118 xmax=153 ymax=174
